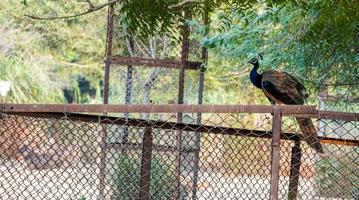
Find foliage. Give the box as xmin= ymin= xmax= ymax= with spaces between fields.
xmin=190 ymin=0 xmax=359 ymax=107
xmin=117 ymin=0 xmax=182 ymax=40
xmin=0 ymin=0 xmax=106 ymax=103
xmin=114 ymin=0 xmax=289 ymax=41
xmin=0 ymin=20 xmax=64 ymax=103
xmin=113 ymin=155 xmax=174 ymax=200
xmin=4 ymin=0 xmax=359 ymax=111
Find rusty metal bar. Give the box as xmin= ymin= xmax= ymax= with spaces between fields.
xmin=9 ymin=111 xmax=359 ymax=147
xmin=1 ymin=104 xmax=318 ymax=114
xmin=178 ymin=16 xmax=190 ymax=106
xmin=288 ymin=139 xmax=302 ymax=200
xmin=107 ymin=142 xmax=198 ymax=153
xmin=319 ymin=138 xmax=359 ymax=146
xmin=139 ymin=127 xmax=153 ymax=200
xmin=98 ymin=2 xmax=116 ymax=198
xmin=97 ymin=124 xmax=108 ymax=200
xmin=110 ymin=56 xmax=202 ymax=70
xmin=270 ymin=108 xmax=281 ymax=200
xmin=103 ymin=1 xmax=115 ymax=105
xmin=174 ymin=9 xmax=191 ymax=199
xmin=192 ymin=3 xmax=209 ymax=198
xmin=318 ymin=110 xmax=359 ymax=121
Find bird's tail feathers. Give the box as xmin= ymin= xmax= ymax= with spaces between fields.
xmin=296 ymin=117 xmax=324 ymax=154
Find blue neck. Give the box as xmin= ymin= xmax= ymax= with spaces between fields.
xmin=250 ymin=64 xmax=262 ymax=89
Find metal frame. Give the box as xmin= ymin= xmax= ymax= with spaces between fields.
xmin=0 ymin=104 xmax=316 ymax=114
xmin=101 ymin=3 xmax=206 ymax=197
xmin=3 ymin=104 xmax=359 ymax=121
xmin=288 ymin=139 xmax=302 ymax=200
xmin=2 ymin=104 xmax=359 ymax=200
xmin=270 ymin=108 xmax=281 ymax=200
xmin=110 ymin=56 xmax=202 ymax=70
xmin=5 ymin=109 xmax=359 ymax=147
xmin=139 ymin=126 xmax=153 ymax=200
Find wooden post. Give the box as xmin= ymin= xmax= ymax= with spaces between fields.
xmin=270 ymin=108 xmax=282 ymax=200
xmin=288 ymin=139 xmax=302 ymax=200
xmin=139 ymin=127 xmax=153 ymax=200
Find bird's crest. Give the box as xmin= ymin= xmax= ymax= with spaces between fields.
xmin=248 ymin=53 xmax=263 ymax=64
xmin=258 ymin=53 xmax=263 ymax=60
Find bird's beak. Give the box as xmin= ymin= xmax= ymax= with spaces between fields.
xmin=247 ymin=61 xmax=252 ymax=64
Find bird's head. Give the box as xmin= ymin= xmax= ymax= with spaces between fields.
xmin=247 ymin=53 xmax=263 ymax=66
xmin=247 ymin=57 xmax=259 ymax=65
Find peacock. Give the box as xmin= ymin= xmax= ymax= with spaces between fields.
xmin=248 ymin=54 xmax=323 ymax=153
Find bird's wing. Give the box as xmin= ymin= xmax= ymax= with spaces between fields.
xmin=261 ymin=70 xmax=306 ymax=105
xmin=281 ymin=71 xmax=307 ymax=97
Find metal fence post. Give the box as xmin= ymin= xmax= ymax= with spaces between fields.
xmin=98 ymin=2 xmax=116 ymax=199
xmin=270 ymin=107 xmax=282 ymax=200
xmin=288 ymin=139 xmax=302 ymax=200
xmin=139 ymin=126 xmax=153 ymax=200
xmin=174 ymin=10 xmax=190 ymax=200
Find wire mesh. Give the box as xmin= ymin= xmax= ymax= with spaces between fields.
xmin=0 ymin=108 xmax=358 ymax=200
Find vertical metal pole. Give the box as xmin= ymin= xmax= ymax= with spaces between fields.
xmin=192 ymin=2 xmax=209 ymax=199
xmin=98 ymin=2 xmax=115 ymax=199
xmin=270 ymin=107 xmax=282 ymax=200
xmin=139 ymin=127 xmax=153 ymax=200
xmin=174 ymin=10 xmax=190 ymax=200
xmin=191 ymin=67 xmax=205 ymax=200
xmin=288 ymin=139 xmax=302 ymax=200
xmin=177 ymin=16 xmax=190 ymax=106
xmin=103 ymin=3 xmax=115 ymax=105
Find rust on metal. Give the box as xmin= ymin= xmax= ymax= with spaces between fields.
xmin=97 ymin=2 xmax=116 ymax=199
xmin=174 ymin=10 xmax=191 ymax=198
xmin=8 ymin=111 xmax=359 ymax=147
xmin=319 ymin=138 xmax=359 ymax=146
xmin=318 ymin=110 xmax=359 ymax=122
xmin=107 ymin=142 xmax=198 ymax=153
xmin=139 ymin=127 xmax=153 ymax=200
xmin=103 ymin=2 xmax=116 ymax=105
xmin=192 ymin=4 xmax=209 ymax=197
xmin=110 ymin=56 xmax=202 ymax=70
xmin=270 ymin=108 xmax=281 ymax=200
xmin=288 ymin=139 xmax=302 ymax=200
xmin=1 ymin=104 xmax=318 ymax=114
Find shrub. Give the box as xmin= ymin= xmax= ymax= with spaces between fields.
xmin=113 ymin=154 xmax=174 ymax=200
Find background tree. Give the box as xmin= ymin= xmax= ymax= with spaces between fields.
xmin=2 ymin=0 xmax=358 ymax=111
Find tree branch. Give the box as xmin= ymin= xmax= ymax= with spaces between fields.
xmin=296 ymin=75 xmax=359 ymax=87
xmin=136 ymin=39 xmax=152 ymax=57
xmin=25 ymin=0 xmax=120 ymax=20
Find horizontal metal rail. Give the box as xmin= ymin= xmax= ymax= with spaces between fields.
xmin=1 ymin=104 xmax=317 ymax=114
xmin=3 ymin=104 xmax=359 ymax=121
xmin=317 ymin=110 xmax=359 ymax=121
xmin=110 ymin=56 xmax=202 ymax=70
xmin=7 ymin=112 xmax=359 ymax=147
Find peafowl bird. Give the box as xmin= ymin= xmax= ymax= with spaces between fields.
xmin=248 ymin=55 xmax=323 ymax=153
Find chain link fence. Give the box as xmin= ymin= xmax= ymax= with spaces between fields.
xmin=0 ymin=105 xmax=358 ymax=200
